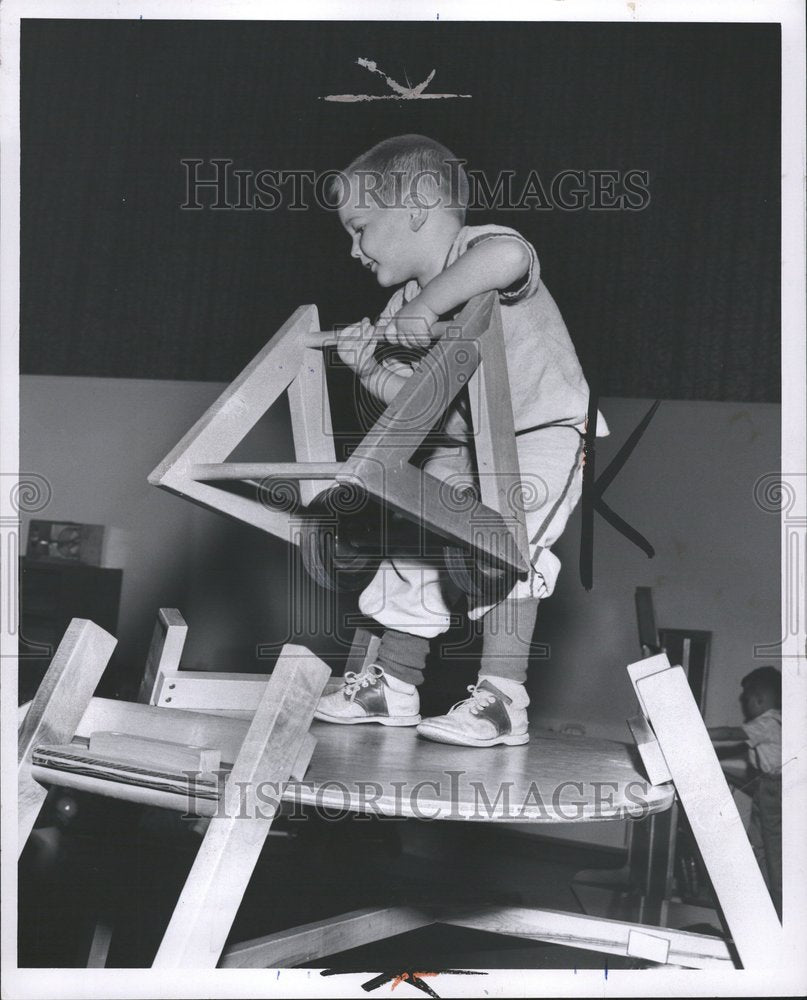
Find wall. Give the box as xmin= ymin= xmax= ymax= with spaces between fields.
xmin=22 ymin=22 xmax=781 ymax=404
xmin=18 ymin=375 xmax=297 ymax=695
xmin=20 ymin=377 xmax=780 ymax=732
xmin=535 ymin=397 xmax=780 ymax=739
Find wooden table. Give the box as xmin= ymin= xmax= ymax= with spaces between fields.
xmin=31 ymin=700 xmax=673 ymax=826
xmin=289 ymin=722 xmax=674 ymax=823
xmin=21 ymin=629 xmax=778 ymax=971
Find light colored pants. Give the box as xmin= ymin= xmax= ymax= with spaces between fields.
xmin=358 ymin=426 xmax=585 ymax=638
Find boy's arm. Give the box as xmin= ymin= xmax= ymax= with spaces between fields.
xmin=385 ymin=238 xmax=531 ymax=349
xmin=420 ymin=238 xmax=531 ymax=315
xmin=708 ymin=725 xmax=748 ymax=742
xmin=358 ymin=363 xmax=411 ymax=405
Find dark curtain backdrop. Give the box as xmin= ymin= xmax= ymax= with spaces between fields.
xmin=21 ymin=20 xmax=780 ymax=401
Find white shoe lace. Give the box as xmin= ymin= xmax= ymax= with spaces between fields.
xmin=342 ymin=664 xmax=385 ymax=703
xmin=448 ymin=683 xmax=497 ymax=717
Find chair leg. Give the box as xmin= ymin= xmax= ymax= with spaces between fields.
xmin=138 ymin=608 xmax=188 ymax=704
xmin=151 ymin=646 xmax=329 ymax=968
xmin=18 ymin=619 xmax=117 ymax=857
xmin=572 ymin=809 xmax=673 ymax=926
xmin=634 ymin=662 xmax=782 ymax=969
xmin=345 ymin=627 xmax=380 ymax=673
xmin=437 ymin=904 xmax=733 ymax=968
xmin=86 ymin=913 xmax=115 ymax=968
xmin=220 ymin=906 xmax=435 ymax=969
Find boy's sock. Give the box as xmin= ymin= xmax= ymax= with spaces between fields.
xmin=375 ymin=628 xmax=430 ymax=688
xmin=416 ymin=599 xmax=538 ymax=747
xmin=478 ymin=597 xmax=539 ymax=685
xmin=476 ymin=673 xmax=530 ymax=706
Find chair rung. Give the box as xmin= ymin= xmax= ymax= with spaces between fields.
xmin=190 ymin=462 xmax=344 ymax=481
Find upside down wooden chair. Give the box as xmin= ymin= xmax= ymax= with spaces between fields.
xmin=18 ymin=616 xmax=329 ymax=968
xmin=147 ymin=291 xmax=531 ymax=605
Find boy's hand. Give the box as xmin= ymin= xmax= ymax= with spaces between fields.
xmin=382 ymin=300 xmax=438 ymax=350
xmin=336 ymin=318 xmax=380 ymax=376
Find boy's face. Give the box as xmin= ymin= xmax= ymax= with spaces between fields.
xmin=740 ymin=686 xmax=764 ymax=722
xmin=338 ymin=176 xmax=421 ymax=288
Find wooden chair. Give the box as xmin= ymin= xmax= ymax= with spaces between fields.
xmin=574 ymin=588 xmax=732 ymax=931
xmin=147 ymin=292 xmax=530 ymax=599
xmin=18 ymin=615 xmax=784 ymax=970
xmin=18 ymin=614 xmax=330 ymax=968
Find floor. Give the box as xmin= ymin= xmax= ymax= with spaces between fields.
xmin=18 ymin=788 xmax=648 ymax=971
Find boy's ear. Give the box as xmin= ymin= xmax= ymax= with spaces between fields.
xmin=403 ymin=193 xmax=429 ymax=232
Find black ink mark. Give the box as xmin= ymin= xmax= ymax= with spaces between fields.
xmin=321 ymin=967 xmax=485 ymax=997
xmin=580 ymin=395 xmax=661 ymax=589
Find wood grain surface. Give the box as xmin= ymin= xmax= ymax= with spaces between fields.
xmin=635 ymin=663 xmax=782 ymax=969
xmin=59 ymin=696 xmax=673 ymax=823
xmin=152 ymin=646 xmax=329 ymax=967
xmin=288 ymin=721 xmax=674 ymax=822
xmin=17 ymin=619 xmax=117 ymax=855
xmin=219 ymin=906 xmax=435 ymax=969
xmin=147 ymin=304 xmax=320 ymax=541
xmin=139 ymin=608 xmax=188 ymax=704
xmin=439 ymin=904 xmax=732 ymax=968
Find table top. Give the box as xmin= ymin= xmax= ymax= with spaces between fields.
xmin=286 ymin=721 xmax=674 ymax=823
xmin=64 ymin=697 xmax=674 ymax=823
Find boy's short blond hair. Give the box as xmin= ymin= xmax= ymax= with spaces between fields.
xmin=335 ymin=134 xmax=468 ymax=220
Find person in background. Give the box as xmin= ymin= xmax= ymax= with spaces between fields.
xmin=709 ymin=665 xmax=782 ymax=918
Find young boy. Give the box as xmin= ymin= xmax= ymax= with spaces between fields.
xmin=315 ymin=134 xmax=608 ymax=747
xmin=708 ymin=665 xmax=782 ymax=917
